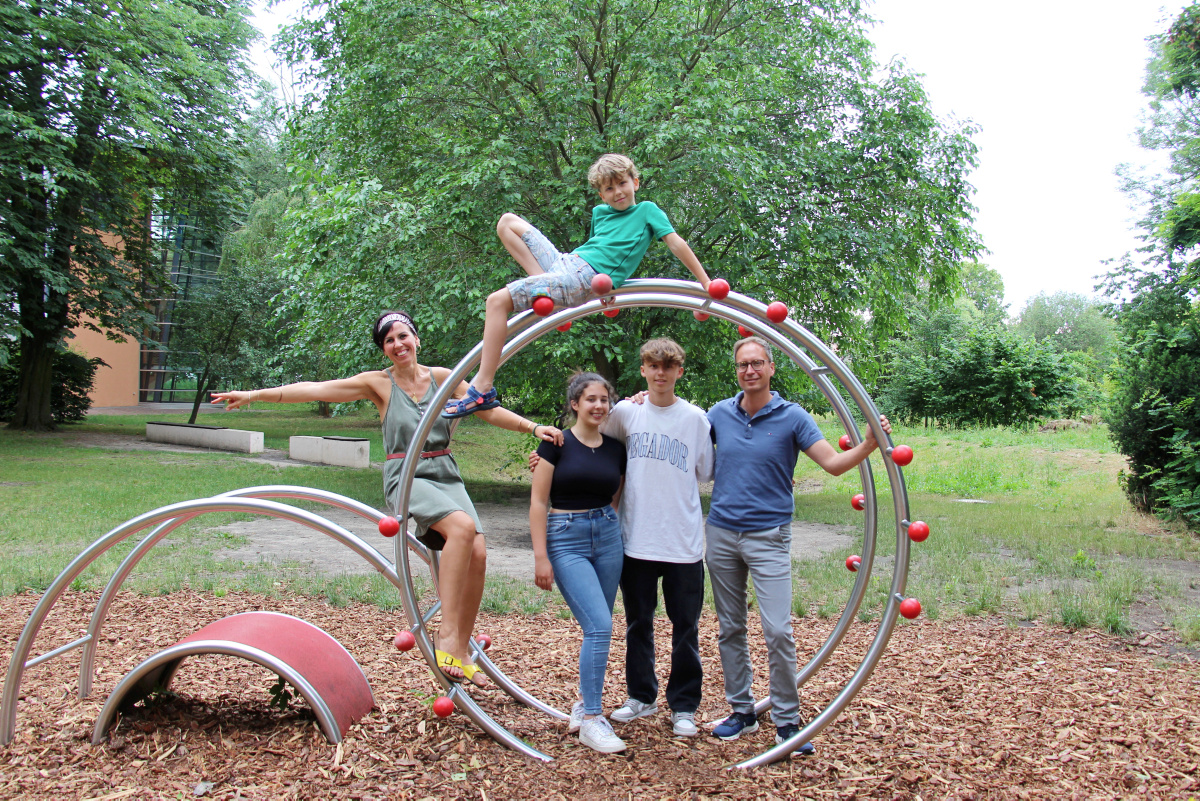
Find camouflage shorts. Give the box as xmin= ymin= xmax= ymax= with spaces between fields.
xmin=506 ymin=226 xmax=598 ymax=312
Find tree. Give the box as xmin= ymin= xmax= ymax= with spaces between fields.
xmin=957 ymin=262 xmax=1009 ymax=325
xmin=168 ymin=260 xmax=289 ymax=423
xmin=0 ymin=0 xmax=256 ymax=430
xmin=878 ymin=322 xmax=1078 ymax=428
xmin=275 ymin=0 xmax=981 ymax=405
xmin=1015 ymin=291 xmax=1116 ymax=372
xmin=1105 ymin=1 xmax=1200 ymax=528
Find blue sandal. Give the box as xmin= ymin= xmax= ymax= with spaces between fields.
xmin=442 ymin=385 xmax=501 ymax=418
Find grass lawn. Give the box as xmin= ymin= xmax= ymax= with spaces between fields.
xmin=1 ymin=406 xmax=1198 ymax=640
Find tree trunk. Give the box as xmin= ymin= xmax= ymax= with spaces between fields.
xmin=8 ymin=329 xmax=59 ymax=431
xmin=189 ymin=366 xmax=214 ymax=424
xmin=590 ymin=345 xmax=619 ymax=386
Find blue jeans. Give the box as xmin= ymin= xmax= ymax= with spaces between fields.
xmin=547 ymin=506 xmax=624 ymax=715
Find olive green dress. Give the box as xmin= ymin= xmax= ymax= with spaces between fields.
xmin=382 ymin=370 xmax=482 ymax=549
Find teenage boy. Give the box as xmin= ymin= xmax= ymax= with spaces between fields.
xmin=706 ymin=337 xmax=891 ymax=751
xmin=443 ymin=153 xmax=712 ymax=418
xmin=529 ymin=338 xmax=714 ymax=737
xmin=602 ymin=338 xmax=714 ymax=738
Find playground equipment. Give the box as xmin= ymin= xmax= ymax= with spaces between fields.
xmin=0 ymin=278 xmax=928 ymax=769
xmin=389 ymin=278 xmax=929 ymax=768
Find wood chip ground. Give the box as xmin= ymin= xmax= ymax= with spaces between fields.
xmin=2 ymin=591 xmax=1197 ymax=799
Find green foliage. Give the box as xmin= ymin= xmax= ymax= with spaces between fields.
xmin=879 ymin=323 xmax=1079 ymax=427
xmin=268 ymin=675 xmax=295 ymax=711
xmin=1106 ymin=3 xmax=1200 ymax=530
xmin=958 ymin=262 xmax=1009 ymax=326
xmin=274 ymin=0 xmax=980 ymax=407
xmin=0 ymin=0 xmax=257 ymax=429
xmin=1015 ymin=292 xmax=1117 ymax=375
xmin=0 ymin=350 xmax=103 ymax=423
xmin=168 ymin=260 xmax=291 ymax=423
xmin=1103 ymin=260 xmax=1200 ymax=527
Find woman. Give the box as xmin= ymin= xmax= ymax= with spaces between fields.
xmin=212 ymin=310 xmax=561 ymax=686
xmin=530 ymin=372 xmax=627 ymax=753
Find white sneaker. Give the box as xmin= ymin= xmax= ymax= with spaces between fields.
xmin=671 ymin=711 xmax=698 ymax=737
xmin=609 ymin=697 xmax=658 ymax=723
xmin=579 ymin=716 xmax=627 ymax=753
xmin=567 ymin=701 xmax=585 ymax=734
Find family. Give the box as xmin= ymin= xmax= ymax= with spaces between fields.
xmin=212 ymin=154 xmax=890 ymax=756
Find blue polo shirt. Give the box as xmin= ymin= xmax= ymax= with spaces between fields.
xmin=707 ymin=391 xmax=824 ymax=531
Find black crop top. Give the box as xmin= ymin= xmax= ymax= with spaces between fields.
xmin=537 ymin=430 xmax=626 ymax=509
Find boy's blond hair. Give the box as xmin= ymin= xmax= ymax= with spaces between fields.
xmin=588 ymin=153 xmax=640 ymax=189
xmin=640 ymin=337 xmax=686 ymax=367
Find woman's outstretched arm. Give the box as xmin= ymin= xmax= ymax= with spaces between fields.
xmin=211 ymin=372 xmax=386 ymax=412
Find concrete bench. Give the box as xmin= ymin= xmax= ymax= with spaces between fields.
xmin=289 ymin=435 xmax=370 ymax=469
xmin=146 ymin=421 xmax=264 ymax=454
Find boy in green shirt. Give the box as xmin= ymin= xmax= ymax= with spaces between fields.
xmin=443 ymin=153 xmax=712 ymax=418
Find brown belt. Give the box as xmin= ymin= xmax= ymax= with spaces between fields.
xmin=386 ymin=449 xmax=451 ymax=460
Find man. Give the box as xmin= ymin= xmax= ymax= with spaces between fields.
xmin=706 ymin=336 xmax=890 ymax=750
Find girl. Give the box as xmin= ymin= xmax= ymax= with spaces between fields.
xmin=530 ymin=372 xmax=627 ymax=753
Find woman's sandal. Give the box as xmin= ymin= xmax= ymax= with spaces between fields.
xmin=435 ymin=649 xmax=466 ymax=683
xmin=460 ymin=662 xmax=488 ymax=688
xmin=442 ymin=385 xmax=501 ymax=419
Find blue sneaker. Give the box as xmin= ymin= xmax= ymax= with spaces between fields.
xmin=712 ymin=711 xmax=759 ymax=741
xmin=775 ymin=723 xmax=815 ymax=755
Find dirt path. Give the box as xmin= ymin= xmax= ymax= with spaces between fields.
xmin=206 ymin=503 xmax=856 ymax=581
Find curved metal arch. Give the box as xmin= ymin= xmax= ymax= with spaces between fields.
xmin=91 ymin=640 xmax=343 ymax=745
xmin=78 ymin=486 xmax=425 ymax=699
xmin=388 ymin=279 xmax=916 ymax=767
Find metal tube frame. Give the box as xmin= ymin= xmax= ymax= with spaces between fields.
xmin=3 ymin=280 xmax=918 ymax=770
xmin=389 ymin=279 xmax=915 ymax=768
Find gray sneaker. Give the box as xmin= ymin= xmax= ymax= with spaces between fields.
xmin=609 ymin=697 xmax=658 ymax=723
xmin=567 ymin=701 xmax=585 ymax=734
xmin=671 ymin=711 xmax=698 ymax=737
xmin=579 ymin=716 xmax=627 ymax=753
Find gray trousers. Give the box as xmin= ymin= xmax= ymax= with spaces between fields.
xmin=705 ymin=521 xmax=799 ymax=727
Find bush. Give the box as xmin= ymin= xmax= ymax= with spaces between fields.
xmin=0 ymin=351 xmax=106 ymax=424
xmin=1105 ymin=270 xmax=1200 ymax=528
xmin=878 ymin=324 xmax=1081 ymax=427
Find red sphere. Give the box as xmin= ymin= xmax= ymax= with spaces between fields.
xmin=591 ymin=273 xmax=613 ymax=295
xmin=556 ymin=321 xmax=573 ymax=332
xmin=766 ymin=301 xmax=788 ymax=323
xmin=532 ymin=296 xmax=554 ymax=316
xmin=846 ymin=554 xmax=861 ymax=572
xmin=851 ymin=493 xmax=866 ymax=511
xmin=737 ymin=324 xmax=753 ymax=338
xmin=890 ymin=444 xmax=914 ymax=466
xmin=838 ymin=434 xmax=852 ymax=451
xmin=707 ymin=278 xmax=730 ymax=300
xmin=475 ymin=633 xmax=492 ymax=651
xmin=603 ymin=307 xmax=620 ymax=318
xmin=899 ymin=597 xmax=922 ymax=620
xmin=432 ymin=696 xmax=455 ymax=718
xmin=907 ymin=520 xmax=930 ymax=543
xmin=393 ymin=630 xmax=416 ymax=652
xmin=693 ymin=310 xmax=710 ymax=322
xmin=378 ymin=516 xmax=401 ymax=538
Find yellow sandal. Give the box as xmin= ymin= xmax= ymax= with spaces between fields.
xmin=435 ymin=649 xmax=466 ymax=683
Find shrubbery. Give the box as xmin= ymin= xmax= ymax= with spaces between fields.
xmin=877 ymin=322 xmax=1083 ymax=428
xmin=0 ymin=351 xmax=105 ymax=424
xmin=1104 ymin=264 xmax=1200 ymax=528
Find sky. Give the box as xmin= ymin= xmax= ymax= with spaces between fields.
xmin=867 ymin=0 xmax=1184 ymax=311
xmin=248 ymin=0 xmax=1184 ymax=313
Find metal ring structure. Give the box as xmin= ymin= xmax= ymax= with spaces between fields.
xmin=391 ymin=278 xmax=915 ymax=768
xmin=0 ymin=490 xmax=561 ymax=762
